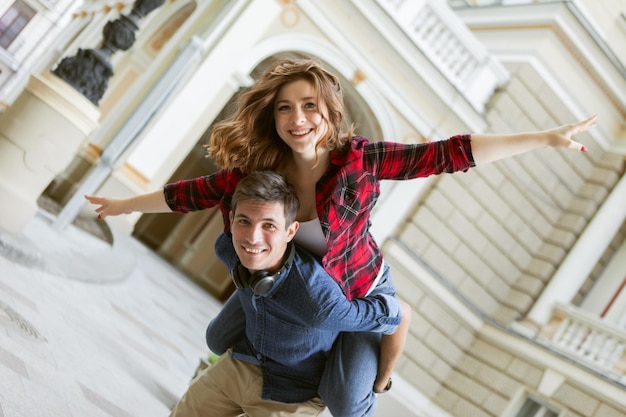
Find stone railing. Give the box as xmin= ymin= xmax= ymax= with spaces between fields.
xmin=373 ymin=0 xmax=509 ymax=113
xmin=0 ymin=48 xmax=18 ymax=93
xmin=550 ymin=303 xmax=626 ymax=383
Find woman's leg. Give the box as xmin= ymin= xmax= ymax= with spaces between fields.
xmin=318 ymin=316 xmax=411 ymax=417
xmin=318 ymin=331 xmax=380 ymax=417
xmin=205 ymin=292 xmax=246 ymax=354
xmin=214 ymin=231 xmax=237 ymax=270
xmin=319 ymin=264 xmax=410 ymax=417
xmin=374 ymin=300 xmax=411 ymax=392
xmin=204 ymin=232 xmax=246 ymax=354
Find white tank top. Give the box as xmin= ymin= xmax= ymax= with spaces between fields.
xmin=295 ymin=217 xmax=384 ymax=296
xmin=294 ymin=218 xmax=327 ymax=257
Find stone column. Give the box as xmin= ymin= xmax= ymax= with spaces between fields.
xmin=52 ymin=0 xmax=166 ymax=106
xmin=0 ymin=0 xmax=168 ymax=236
xmin=0 ymin=72 xmax=99 ymax=234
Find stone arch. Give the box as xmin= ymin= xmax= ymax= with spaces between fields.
xmin=233 ymin=32 xmax=396 ymax=142
xmin=133 ymin=33 xmax=398 ymax=300
xmin=142 ymin=1 xmax=197 ymax=57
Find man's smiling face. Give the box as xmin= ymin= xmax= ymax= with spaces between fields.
xmin=230 ymin=199 xmax=297 ymax=274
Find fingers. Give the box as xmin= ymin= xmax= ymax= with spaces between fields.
xmin=84 ymin=195 xmax=108 ymax=219
xmin=575 ymin=115 xmax=598 ymax=133
xmin=567 ymin=140 xmax=587 ymax=152
xmin=585 ymin=114 xmax=598 ymax=127
xmin=95 ymin=206 xmax=108 ymax=220
xmin=84 ymin=195 xmax=104 ymax=204
xmin=565 ymin=115 xmax=596 ymax=152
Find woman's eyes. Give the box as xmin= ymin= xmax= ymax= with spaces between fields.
xmin=277 ymin=102 xmax=317 ymax=111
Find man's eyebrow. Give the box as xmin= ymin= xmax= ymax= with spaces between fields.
xmin=234 ymin=212 xmax=279 ymax=223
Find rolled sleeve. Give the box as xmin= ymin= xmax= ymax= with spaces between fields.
xmin=314 ymin=286 xmax=402 ymax=334
xmin=373 ymin=293 xmax=402 ymax=334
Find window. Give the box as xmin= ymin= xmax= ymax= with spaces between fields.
xmin=0 ymin=1 xmax=36 ymax=49
xmin=516 ymin=397 xmax=560 ymax=417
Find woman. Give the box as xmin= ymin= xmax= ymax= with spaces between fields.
xmin=86 ymin=59 xmax=595 ymax=417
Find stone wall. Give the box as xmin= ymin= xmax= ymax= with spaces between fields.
xmin=385 ymin=62 xmax=625 ymax=416
xmin=387 ymin=244 xmax=625 ymax=417
xmin=394 ymin=62 xmax=623 ymax=326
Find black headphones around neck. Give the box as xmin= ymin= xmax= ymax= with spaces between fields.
xmin=231 ymin=242 xmax=295 ymax=296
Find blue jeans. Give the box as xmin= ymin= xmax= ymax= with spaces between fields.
xmin=207 ymin=232 xmax=396 ymax=417
xmin=318 ymin=263 xmax=395 ymax=417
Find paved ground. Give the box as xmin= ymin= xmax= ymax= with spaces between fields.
xmin=0 ymin=210 xmax=420 ymax=417
xmin=0 ymin=211 xmax=222 ymax=417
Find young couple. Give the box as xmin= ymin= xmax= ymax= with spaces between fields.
xmin=86 ymin=58 xmax=596 ymax=416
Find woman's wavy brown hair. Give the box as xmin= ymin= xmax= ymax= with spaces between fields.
xmin=207 ymin=59 xmax=354 ymax=172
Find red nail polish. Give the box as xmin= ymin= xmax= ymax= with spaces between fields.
xmin=581 ymin=145 xmax=587 ymax=152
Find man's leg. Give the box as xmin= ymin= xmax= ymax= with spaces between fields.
xmin=231 ymin=356 xmax=325 ymax=417
xmin=319 ymin=331 xmax=381 ymax=417
xmin=170 ymin=352 xmax=243 ymax=417
xmin=172 ymin=350 xmax=325 ymax=417
xmin=243 ymin=396 xmax=326 ymax=417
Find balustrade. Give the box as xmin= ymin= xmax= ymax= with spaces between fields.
xmin=374 ymin=0 xmax=508 ymax=112
xmin=550 ymin=303 xmax=626 ymax=382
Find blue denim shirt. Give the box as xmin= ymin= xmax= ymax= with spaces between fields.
xmin=209 ymin=238 xmax=401 ymax=403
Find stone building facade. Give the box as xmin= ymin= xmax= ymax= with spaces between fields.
xmin=1 ymin=1 xmax=624 ymax=416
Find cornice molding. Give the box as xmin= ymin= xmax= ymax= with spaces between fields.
xmin=455 ymin=2 xmax=626 ymax=154
xmin=473 ymin=22 xmax=625 ymax=120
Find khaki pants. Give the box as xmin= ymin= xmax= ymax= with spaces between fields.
xmin=170 ymin=351 xmax=326 ymax=417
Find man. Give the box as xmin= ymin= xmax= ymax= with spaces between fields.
xmin=170 ymin=171 xmax=402 ymax=417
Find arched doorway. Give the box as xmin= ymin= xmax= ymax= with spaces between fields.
xmin=133 ymin=52 xmax=383 ymax=301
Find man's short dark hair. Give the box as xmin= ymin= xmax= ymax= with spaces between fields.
xmin=231 ymin=171 xmax=300 ymax=226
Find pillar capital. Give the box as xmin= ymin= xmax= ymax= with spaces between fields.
xmin=27 ymin=72 xmax=100 ymax=135
xmin=0 ymin=71 xmax=100 ymax=234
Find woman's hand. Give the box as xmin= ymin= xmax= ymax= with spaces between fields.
xmin=544 ymin=114 xmax=597 ymax=151
xmin=84 ymin=190 xmax=172 ymax=219
xmin=84 ymin=195 xmax=133 ymax=219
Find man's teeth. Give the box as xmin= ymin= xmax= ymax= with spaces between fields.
xmin=245 ymin=248 xmax=263 ymax=254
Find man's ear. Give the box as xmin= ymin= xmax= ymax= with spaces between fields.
xmin=229 ymin=211 xmax=234 ymax=224
xmin=286 ymin=221 xmax=299 ymax=242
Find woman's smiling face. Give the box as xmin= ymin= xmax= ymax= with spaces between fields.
xmin=274 ymin=79 xmax=329 ymax=157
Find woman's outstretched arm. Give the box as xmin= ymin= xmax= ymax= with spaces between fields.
xmin=85 ymin=190 xmax=172 ymax=219
xmin=471 ymin=115 xmax=596 ymax=165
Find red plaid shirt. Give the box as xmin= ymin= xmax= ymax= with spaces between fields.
xmin=164 ymin=135 xmax=474 ymax=299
